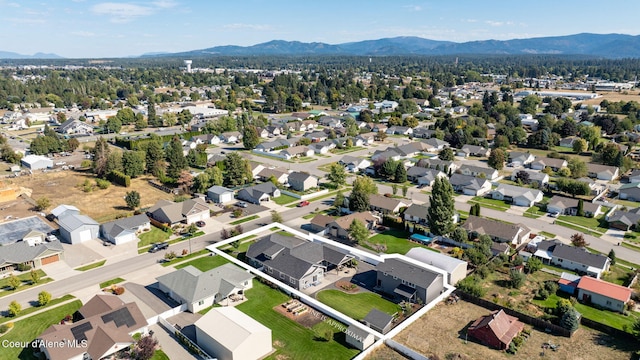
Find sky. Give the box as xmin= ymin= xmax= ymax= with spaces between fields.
xmin=1 ymin=0 xmax=639 ymax=58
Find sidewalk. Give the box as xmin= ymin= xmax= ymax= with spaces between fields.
xmin=6 ymin=297 xmax=79 ymax=324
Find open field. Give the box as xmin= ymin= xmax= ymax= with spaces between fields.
xmin=394 ymin=300 xmax=636 ymax=360
xmin=12 ymin=171 xmax=173 ymax=223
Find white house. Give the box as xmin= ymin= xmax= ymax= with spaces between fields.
xmin=491 ymin=184 xmax=543 ymax=207
xmin=100 ymin=214 xmax=151 ymax=245
xmin=207 ymin=186 xmax=235 ymax=204
xmin=406 ymin=247 xmax=468 ymax=286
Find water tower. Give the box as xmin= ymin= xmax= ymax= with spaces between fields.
xmin=184 ymin=59 xmax=192 ymax=73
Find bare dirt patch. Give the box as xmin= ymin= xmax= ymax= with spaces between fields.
xmin=365 ymin=345 xmax=409 ymax=360
xmin=394 ymin=300 xmax=635 ymax=360
xmin=273 ymin=301 xmax=324 ymax=328
xmin=7 ymin=171 xmax=173 ymax=223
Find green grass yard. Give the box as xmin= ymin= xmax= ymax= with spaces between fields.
xmin=230 ymin=214 xmax=259 ymax=225
xmin=0 ymin=270 xmax=48 ymax=292
xmin=99 ymin=278 xmax=125 ymax=289
xmin=469 ymin=197 xmax=511 ymax=211
xmin=2 ymin=300 xmax=83 ymax=359
xmin=273 ymin=194 xmax=299 ymax=205
xmin=556 ymin=215 xmax=608 ymax=236
xmin=160 ymin=249 xmax=210 ymax=267
xmin=236 ymin=280 xmax=359 ymax=360
xmin=0 ymin=294 xmax=75 ymax=325
xmin=74 ymin=260 xmax=106 ymax=271
xmin=174 ymin=254 xmax=231 ymax=272
xmin=316 ymin=290 xmax=400 ymax=320
xmin=362 ymin=229 xmax=436 ymax=255
xmin=524 ymin=205 xmax=545 ymax=219
xmin=138 ymin=226 xmax=171 ymax=248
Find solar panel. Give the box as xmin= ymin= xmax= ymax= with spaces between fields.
xmin=70 ymin=322 xmax=93 ymax=341
xmin=101 ymin=307 xmax=135 ymax=328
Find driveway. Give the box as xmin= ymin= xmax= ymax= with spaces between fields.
xmin=123 ymin=282 xmax=177 ymax=314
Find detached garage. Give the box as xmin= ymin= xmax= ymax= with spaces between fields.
xmin=21 ymin=155 xmax=53 ymax=170
xmin=58 ymin=213 xmax=99 ymax=244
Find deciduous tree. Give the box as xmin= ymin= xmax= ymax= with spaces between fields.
xmin=348 ymin=219 xmax=369 ymax=244
xmin=488 ymin=148 xmax=506 ymax=170
xmin=570 ymin=233 xmax=589 ymax=248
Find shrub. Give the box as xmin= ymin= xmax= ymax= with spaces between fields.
xmin=16 ymin=263 xmax=32 ymax=271
xmin=8 ymin=301 xmax=21 ymax=317
xmin=38 ymin=291 xmax=52 ymax=306
xmin=113 ymin=287 xmax=125 ymax=295
xmin=107 ymin=170 xmax=131 ymax=187
xmin=96 ymin=178 xmax=110 ymax=189
xmin=457 ymin=275 xmax=486 ymax=297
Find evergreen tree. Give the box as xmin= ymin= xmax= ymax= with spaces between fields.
xmin=122 ymin=151 xmax=145 ymax=178
xmin=608 ymin=249 xmax=616 ymax=265
xmin=147 ymin=100 xmax=158 ymax=127
xmin=223 ymin=153 xmax=250 ymax=186
xmin=395 ymin=164 xmax=407 ymax=183
xmin=428 ymin=177 xmax=455 ymax=236
xmin=165 ymin=136 xmax=187 ymax=179
xmin=242 ymin=125 xmax=260 ymax=150
xmin=144 ymin=140 xmax=164 ymax=176
xmin=560 ymin=308 xmax=580 ymax=332
xmin=576 ymin=199 xmax=585 ymax=217
xmin=125 ymin=191 xmax=141 ymax=209
xmin=438 ymin=147 xmax=455 ymax=161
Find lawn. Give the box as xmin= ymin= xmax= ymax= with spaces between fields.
xmin=602 ymin=265 xmax=634 ymax=286
xmin=556 ymin=215 xmax=608 ymax=236
xmin=150 ymin=350 xmax=170 ymax=360
xmin=138 ymin=226 xmax=171 ymax=248
xmin=222 ymin=239 xmax=256 ymax=258
xmin=236 ymin=280 xmax=359 ymax=360
xmin=524 ymin=205 xmax=544 ymax=219
xmin=534 ymin=293 xmax=639 ymax=331
xmin=316 ymin=290 xmax=400 ymax=320
xmin=160 ymin=249 xmax=209 ymax=267
xmin=329 ymin=146 xmax=364 ymax=155
xmin=174 ymin=254 xmax=231 ymax=272
xmin=539 ymin=231 xmax=556 ymax=238
xmin=230 ymin=214 xmax=259 ymax=225
xmin=362 ymin=229 xmax=435 ymax=255
xmin=273 ymin=194 xmax=299 ymax=205
xmin=0 ymin=270 xmax=48 ymax=292
xmin=0 ymin=294 xmax=75 ymax=325
xmin=99 ymin=277 xmax=125 ymax=288
xmin=74 ymin=260 xmax=106 ymax=271
xmin=2 ymin=300 xmax=83 ymax=359
xmin=468 ymin=197 xmax=510 ymax=211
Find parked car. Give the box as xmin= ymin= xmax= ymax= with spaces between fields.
xmin=195 ymin=220 xmax=206 ymax=227
xmin=149 ymin=242 xmax=169 ymax=253
xmin=297 ymin=200 xmax=310 ymax=207
xmin=549 ymin=211 xmax=560 ymax=218
xmin=236 ymin=202 xmax=248 ymax=208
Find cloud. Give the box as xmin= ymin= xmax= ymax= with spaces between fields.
xmin=461 ymin=19 xmax=478 ymax=23
xmin=71 ymin=31 xmax=95 ymax=37
xmin=223 ymin=23 xmax=273 ymax=31
xmin=403 ymin=5 xmax=422 ymax=12
xmin=485 ymin=20 xmax=514 ymax=27
xmin=7 ymin=18 xmax=45 ymax=24
xmin=152 ymin=0 xmax=177 ymax=8
xmin=92 ymin=2 xmax=154 ymax=23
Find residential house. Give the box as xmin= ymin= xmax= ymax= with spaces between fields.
xmin=467 ymin=310 xmax=524 ymax=350
xmin=257 ymin=168 xmax=290 ymax=184
xmin=246 ymin=233 xmax=353 ymax=290
xmin=147 ymin=198 xmax=210 ymax=225
xmin=373 ymin=124 xmax=388 ymax=133
xmin=207 ymin=186 xmax=234 ymax=204
xmin=412 ymin=127 xmax=436 ymax=139
xmin=386 ymin=126 xmax=413 ymax=136
xmin=375 ymin=257 xmax=445 ymax=304
xmin=627 ymin=169 xmax=640 ymax=183
xmin=458 ymin=145 xmax=490 ymax=158
xmin=195 ymin=306 xmax=272 ymax=360
xmin=0 ymin=220 xmax=63 ymax=274
xmin=236 ymin=183 xmax=281 ymax=204
xmin=255 ymin=139 xmax=290 ymax=152
xmin=462 ymin=215 xmax=531 ymax=245
xmin=576 ymin=177 xmax=606 ymax=196
xmin=191 ymin=134 xmax=221 ymax=145
xmin=308 ymin=141 xmax=333 ymax=154
xmin=530 ymin=157 xmax=568 ymax=171
xmin=220 ymin=131 xmax=242 ymax=143
xmin=403 ymin=203 xmax=430 ymax=225
xmin=368 ymin=194 xmax=411 ymax=215
xmin=406 ymin=247 xmax=468 ymax=286
xmin=576 ymin=276 xmax=632 ymax=313
xmin=287 ymin=172 xmax=318 ymax=192
xmin=508 ymin=152 xmax=536 ymax=167
xmin=356 ymin=132 xmax=376 ymax=145
xmin=458 ymin=164 xmax=499 ymax=181
xmin=374 ymin=100 xmax=399 ymax=111
xmin=559 ymin=136 xmax=581 ymax=148
xmin=418 ymin=158 xmax=457 ymax=174
xmin=618 ymin=182 xmax=640 ymax=201
xmin=302 ymin=120 xmax=318 ymax=131
xmin=586 ymin=163 xmax=619 ymax=181
xmin=406 ymin=167 xmax=446 ymax=186
xmin=304 ymin=131 xmax=328 ymax=143
xmin=326 ymin=212 xmax=378 ymax=239
xmin=157 ymin=264 xmax=254 ymax=312
xmin=250 ymin=162 xmax=266 ymax=178
xmin=531 ymin=240 xmax=610 ymax=278
xmin=546 ymin=195 xmax=603 ymax=217
xmin=100 ymin=214 xmax=151 ymax=245
xmin=606 ymin=208 xmax=640 ymax=230
xmin=309 ymin=214 xmax=335 ymax=234
xmin=491 ymin=184 xmax=543 ymax=207
xmin=281 ymin=146 xmax=314 ymax=159
xmin=38 ymin=294 xmax=148 ymax=360
xmin=339 ymin=155 xmax=371 ymax=173
xmin=421 ymin=138 xmax=450 ymax=151
xmin=395 ymin=142 xmax=428 ymax=158
xmin=317 ymin=116 xmax=343 ymax=128
xmin=266 ymin=125 xmax=282 ymax=136
xmin=510 ymin=169 xmax=549 ymax=186
xmin=449 ymin=174 xmax=492 ymax=196
xmin=56 ymin=119 xmax=94 ymax=135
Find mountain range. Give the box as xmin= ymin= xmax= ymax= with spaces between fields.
xmin=2 ymin=33 xmax=640 ymax=59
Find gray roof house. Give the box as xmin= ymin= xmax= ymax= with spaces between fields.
xmin=406 ymin=247 xmax=468 ymax=286
xmin=462 ymin=215 xmax=531 ymax=245
xmin=417 ymin=158 xmax=457 ymax=173
xmin=100 ymin=214 xmax=151 ymax=245
xmin=458 ymin=144 xmax=490 ymax=158
xmin=375 ymin=257 xmax=445 ymax=304
xmin=546 ymin=195 xmax=603 ymax=217
xmin=618 ymin=182 xmax=640 ymax=202
xmin=368 ymin=194 xmax=411 ymax=215
xmin=508 ymin=151 xmax=536 ymax=166
xmin=57 ymin=119 xmax=94 ymax=135
xmin=246 ymin=233 xmax=352 ymax=290
xmin=403 ymin=203 xmax=430 ymax=224
xmin=0 ymin=237 xmax=64 ymax=274
xmin=421 ymin=138 xmax=450 ymax=151
xmin=157 ymin=263 xmax=254 ymax=312
xmin=458 ymin=164 xmax=499 ymax=181
xmin=406 ymin=166 xmax=446 ymax=185
xmin=491 ymin=184 xmax=543 ymax=207
xmin=207 ymin=186 xmax=234 ymax=204
xmin=449 ymin=174 xmax=492 ymax=196
xmin=339 ymin=155 xmax=371 ymax=172
xmin=530 ymin=157 xmax=568 ymax=171
xmin=510 ymin=169 xmax=549 ymax=186
xmin=586 ymin=163 xmax=619 ymax=181
xmin=237 ymin=183 xmax=281 ymax=204
xmin=58 ymin=212 xmax=99 ymax=245
xmin=530 ymin=240 xmax=610 ymax=279
xmin=147 ymin=198 xmax=210 ymax=225
xmin=607 ymin=208 xmax=640 ymax=231
xmin=287 ymin=172 xmax=318 ymax=192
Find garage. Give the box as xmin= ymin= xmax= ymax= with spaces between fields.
xmin=41 ymin=254 xmax=59 ymax=265
xmin=79 ymin=229 xmax=92 ymax=243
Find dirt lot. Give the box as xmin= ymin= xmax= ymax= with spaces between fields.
xmin=393 ymin=300 xmax=635 ymax=360
xmin=365 ymin=345 xmax=408 ymax=360
xmin=6 ymin=171 xmax=173 ymax=223
xmin=582 ymin=91 xmax=640 ymax=105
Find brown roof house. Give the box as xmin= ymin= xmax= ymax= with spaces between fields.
xmin=462 ymin=215 xmax=531 ymax=245
xmin=38 ymin=294 xmax=148 ymax=360
xmin=467 ymin=310 xmax=524 ymax=350
xmin=326 ymin=212 xmax=378 ymax=240
xmin=147 ymin=198 xmax=210 ymax=225
xmin=367 ymin=194 xmax=411 ymax=215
